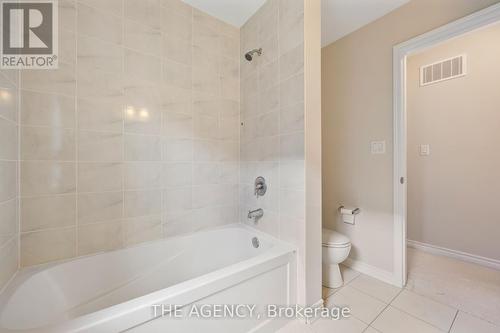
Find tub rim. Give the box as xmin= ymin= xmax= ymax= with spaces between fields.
xmin=0 ymin=224 xmax=296 ymax=333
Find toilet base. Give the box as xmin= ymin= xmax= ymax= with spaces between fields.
xmin=322 ymin=263 xmax=343 ymax=289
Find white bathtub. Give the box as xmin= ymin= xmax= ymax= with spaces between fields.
xmin=0 ymin=225 xmax=296 ymax=333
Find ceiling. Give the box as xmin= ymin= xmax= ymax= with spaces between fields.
xmin=183 ymin=0 xmax=410 ymax=47
xmin=182 ymin=0 xmax=267 ymax=27
xmin=321 ymin=0 xmax=410 ymax=46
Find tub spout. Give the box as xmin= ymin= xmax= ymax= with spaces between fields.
xmin=248 ymin=208 xmax=264 ymax=221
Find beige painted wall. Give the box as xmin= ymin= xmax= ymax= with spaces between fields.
xmin=407 ymin=23 xmax=500 ymax=261
xmin=322 ymin=0 xmax=500 ymax=273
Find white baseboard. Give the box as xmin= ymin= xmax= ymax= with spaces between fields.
xmin=407 ymin=240 xmax=500 ymax=271
xmin=344 ymin=258 xmax=398 ymax=287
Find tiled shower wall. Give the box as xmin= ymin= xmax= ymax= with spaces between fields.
xmin=240 ymin=0 xmax=305 ymax=248
xmin=0 ymin=70 xmax=19 ymax=289
xmin=18 ymin=0 xmax=240 ymax=267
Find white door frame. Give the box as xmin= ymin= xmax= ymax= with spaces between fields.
xmin=392 ymin=3 xmax=500 ymax=287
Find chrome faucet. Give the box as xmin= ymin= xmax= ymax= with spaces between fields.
xmin=248 ymin=208 xmax=264 ymax=221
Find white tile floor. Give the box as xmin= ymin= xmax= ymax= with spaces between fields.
xmin=277 ymin=250 xmax=500 ymax=333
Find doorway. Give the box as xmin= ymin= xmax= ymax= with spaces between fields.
xmin=392 ymin=2 xmax=500 ymax=287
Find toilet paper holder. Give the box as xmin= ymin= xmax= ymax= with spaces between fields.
xmin=338 ymin=205 xmax=360 ymax=215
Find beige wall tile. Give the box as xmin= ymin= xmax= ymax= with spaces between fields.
xmin=163 ymin=187 xmax=192 ymax=214
xmin=20 ymin=90 xmax=75 ymax=128
xmin=124 ymin=50 xmax=162 ymax=84
xmin=260 ymin=34 xmax=279 ymax=66
xmin=16 ymin=0 xmax=242 ymax=268
xmin=21 ymin=195 xmax=76 ymax=232
xmin=193 ymin=24 xmax=220 ymax=55
xmin=21 ymin=228 xmax=76 ymax=266
xmin=79 ymin=0 xmax=123 ymax=16
xmin=123 ymin=215 xmax=162 ymax=246
xmin=78 ymin=163 xmax=123 ymax=192
xmin=163 ymin=162 xmax=193 ymax=187
xmin=59 ymin=29 xmax=77 ymax=65
xmin=278 ymin=0 xmax=304 ymax=55
xmin=193 ymin=115 xmax=218 ymax=140
xmin=21 ymin=161 xmax=75 ymax=197
xmin=78 ymin=220 xmax=122 ymax=255
xmin=192 ymin=163 xmax=219 ymax=185
xmin=280 ymin=102 xmax=304 ymax=134
xmin=280 ymin=161 xmax=305 ymax=190
xmin=280 ymin=74 xmax=304 ymax=108
xmin=162 ymin=59 xmax=192 ymax=90
xmin=280 ymin=44 xmax=304 ymax=81
xmin=124 ymin=162 xmax=162 ymax=190
xmin=124 ymin=107 xmax=162 ymax=135
xmin=78 ymin=130 xmax=123 ymax=162
xmin=78 ymin=192 xmax=123 ymax=224
xmin=0 ymin=118 xmax=17 ymax=160
xmin=163 ymin=112 xmax=193 ymax=138
xmin=124 ymin=190 xmax=161 ymax=218
xmin=161 ymin=9 xmax=192 ymax=41
xmin=0 ymin=238 xmax=19 ymax=289
xmin=124 ymin=134 xmax=162 ymax=161
xmin=124 ymin=0 xmax=162 ymax=30
xmin=77 ymin=35 xmax=123 ymax=74
xmin=0 ymin=199 xmax=18 ymax=248
xmin=78 ymin=221 xmax=123 ymax=256
xmin=161 ymin=0 xmax=192 ymax=18
xmin=0 ymin=84 xmax=19 ymax=123
xmin=77 ymin=68 xmax=123 ymax=101
xmin=21 ymin=62 xmax=76 ymax=96
xmin=77 ymin=98 xmax=123 ymax=132
xmin=280 ymin=131 xmax=304 ymax=161
xmin=59 ymin=0 xmax=76 ymax=32
xmin=77 ymin=4 xmax=122 ymax=44
xmin=259 ymin=0 xmax=279 ymax=40
xmin=21 ymin=126 xmax=75 ymax=161
xmin=163 ymin=34 xmax=192 ymax=66
xmin=259 ymin=60 xmax=280 ymax=92
xmin=259 ymin=85 xmax=280 ymax=114
xmin=163 ymin=138 xmax=193 ymax=162
xmin=193 ymin=66 xmax=220 ymax=95
xmin=220 ymin=35 xmax=240 ymax=61
xmin=280 ymin=189 xmax=305 ymax=220
xmin=125 ymin=19 xmax=162 ymax=57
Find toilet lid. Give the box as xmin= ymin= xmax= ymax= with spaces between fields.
xmin=322 ymin=229 xmax=350 ymax=247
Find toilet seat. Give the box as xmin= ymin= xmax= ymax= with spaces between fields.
xmin=322 ymin=229 xmax=350 ymax=248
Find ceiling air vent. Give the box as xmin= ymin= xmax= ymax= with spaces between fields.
xmin=420 ymin=54 xmax=466 ymax=86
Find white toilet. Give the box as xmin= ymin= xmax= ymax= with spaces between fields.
xmin=322 ymin=228 xmax=351 ymax=288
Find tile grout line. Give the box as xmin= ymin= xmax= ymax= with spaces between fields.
xmin=121 ymin=0 xmax=126 ymax=249
xmin=344 ymin=277 xmax=400 ymax=304
xmin=74 ymin=0 xmax=80 ymax=257
xmin=447 ymin=310 xmax=459 ymax=333
xmin=386 ymin=290 xmax=458 ymax=332
xmin=366 ymin=289 xmax=404 ymax=328
xmin=17 ymin=67 xmax=21 ymax=269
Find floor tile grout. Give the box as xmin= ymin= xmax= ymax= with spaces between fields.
xmin=346 ymin=280 xmax=399 ymax=304
xmin=367 ymin=288 xmax=404 ymax=328
xmin=447 ymin=310 xmax=459 ymax=333
xmin=318 ymin=258 xmax=500 ymax=333
xmin=404 ymin=285 xmax=463 ymax=311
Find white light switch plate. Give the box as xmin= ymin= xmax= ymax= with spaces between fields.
xmin=371 ymin=141 xmax=386 ymax=154
xmin=419 ymin=144 xmax=430 ymax=156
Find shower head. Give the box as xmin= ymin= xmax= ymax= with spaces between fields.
xmin=245 ymin=48 xmax=262 ymax=61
